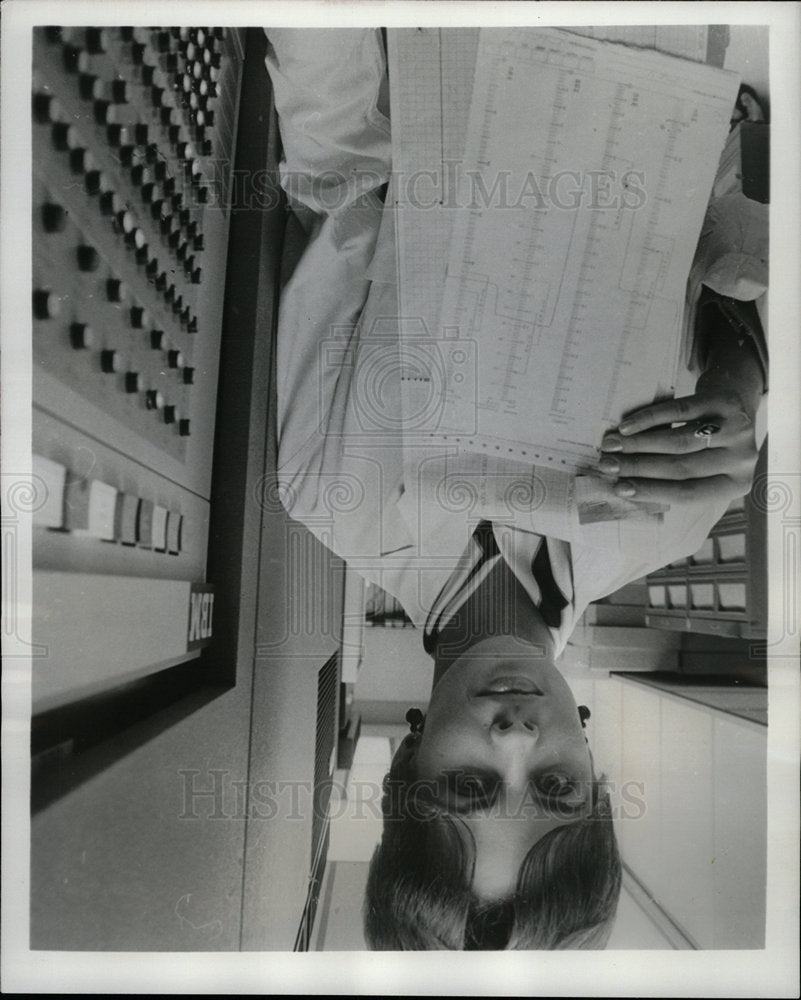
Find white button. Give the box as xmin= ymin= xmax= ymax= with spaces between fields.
xmin=32 ymin=455 xmax=66 ymax=529
xmin=71 ymin=480 xmax=118 ymax=540
xmin=151 ymin=505 xmax=168 ymax=551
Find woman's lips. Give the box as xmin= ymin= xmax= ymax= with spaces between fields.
xmin=474 ymin=675 xmax=544 ymax=696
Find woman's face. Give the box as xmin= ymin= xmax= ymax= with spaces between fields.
xmin=415 ymin=635 xmax=593 ymax=901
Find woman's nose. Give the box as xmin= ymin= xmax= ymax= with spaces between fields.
xmin=491 ymin=716 xmax=539 ymax=738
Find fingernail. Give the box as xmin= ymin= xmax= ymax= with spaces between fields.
xmin=618 ymin=420 xmax=635 ymax=435
xmin=615 ymin=481 xmax=636 ymax=498
xmin=599 ymin=457 xmax=620 ymax=474
xmin=602 ymin=435 xmax=623 ymax=452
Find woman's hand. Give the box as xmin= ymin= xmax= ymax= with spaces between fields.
xmin=599 ymin=373 xmax=761 ymax=506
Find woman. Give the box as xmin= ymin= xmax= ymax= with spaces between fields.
xmin=264 ymin=27 xmax=767 ymax=948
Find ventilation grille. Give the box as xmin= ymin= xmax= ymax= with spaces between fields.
xmin=294 ymin=651 xmax=339 ymax=950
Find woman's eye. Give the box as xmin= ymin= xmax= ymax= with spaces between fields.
xmin=537 ymin=773 xmax=577 ymax=799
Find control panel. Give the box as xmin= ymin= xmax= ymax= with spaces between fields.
xmin=31 ymin=26 xmax=244 ymax=710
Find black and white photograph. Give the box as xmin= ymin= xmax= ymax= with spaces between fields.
xmin=2 ymin=1 xmax=799 ymax=995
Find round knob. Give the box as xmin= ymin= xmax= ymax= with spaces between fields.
xmin=41 ymin=202 xmax=67 ymax=232
xmin=33 ymin=289 xmax=61 ymax=320
xmin=70 ymin=322 xmax=94 ymax=349
xmin=106 ymin=123 xmax=129 ymax=147
xmin=125 ymin=371 xmax=142 ymax=393
xmin=108 ymin=79 xmax=129 ymax=103
xmin=101 ymin=349 xmax=121 ymax=373
xmin=151 ymin=86 xmax=166 ymax=107
xmin=182 ymin=366 xmax=195 ymax=384
xmin=69 ymin=147 xmax=94 ymax=174
xmin=51 ymin=121 xmax=80 ymax=151
xmin=76 ymin=244 xmax=100 ymax=271
xmin=33 ymin=92 xmax=62 ymax=124
xmin=161 ymin=106 xmax=180 ymax=127
xmin=141 ymin=63 xmax=157 ymax=87
xmin=78 ymin=73 xmax=100 ymax=101
xmin=141 ymin=183 xmax=159 ymax=204
xmin=146 ymin=389 xmax=164 ymax=410
xmin=178 ymin=418 xmax=191 ymax=437
xmin=116 ymin=209 xmax=136 ymax=234
xmin=150 ymin=328 xmax=166 ymax=349
xmin=106 ymin=278 xmax=127 ymax=302
xmin=130 ymin=305 xmax=149 ymax=328
xmin=131 ymin=42 xmax=147 ymax=65
xmin=100 ymin=190 xmax=123 ymax=217
xmin=163 ymin=404 xmax=178 ymax=424
xmin=85 ymin=28 xmax=109 ymax=54
xmin=150 ymin=199 xmax=167 ymax=220
xmin=131 ymin=163 xmax=153 ymax=186
xmin=167 ymin=349 xmax=184 ymax=368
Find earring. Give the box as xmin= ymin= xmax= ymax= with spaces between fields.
xmin=578 ymin=705 xmax=591 ymax=729
xmin=405 ymin=707 xmax=425 ymax=734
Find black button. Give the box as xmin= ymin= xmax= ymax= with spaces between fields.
xmin=84 ymin=170 xmax=102 ymax=196
xmin=178 ymin=419 xmax=191 ymax=437
xmin=182 ymin=366 xmax=195 ymax=384
xmin=76 ymin=245 xmax=100 ymax=271
xmin=41 ymin=202 xmax=67 ymax=232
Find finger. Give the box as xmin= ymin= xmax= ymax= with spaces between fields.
xmin=617 ymin=395 xmax=723 ymax=436
xmin=614 ymin=475 xmax=739 ymax=505
xmin=602 ymin=423 xmax=730 ymax=456
xmin=599 ymin=449 xmax=735 ymax=481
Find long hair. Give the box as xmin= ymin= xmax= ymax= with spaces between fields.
xmin=363 ymin=738 xmax=621 ymax=950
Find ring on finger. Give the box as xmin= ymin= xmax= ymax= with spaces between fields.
xmin=694 ymin=422 xmax=721 ymax=447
